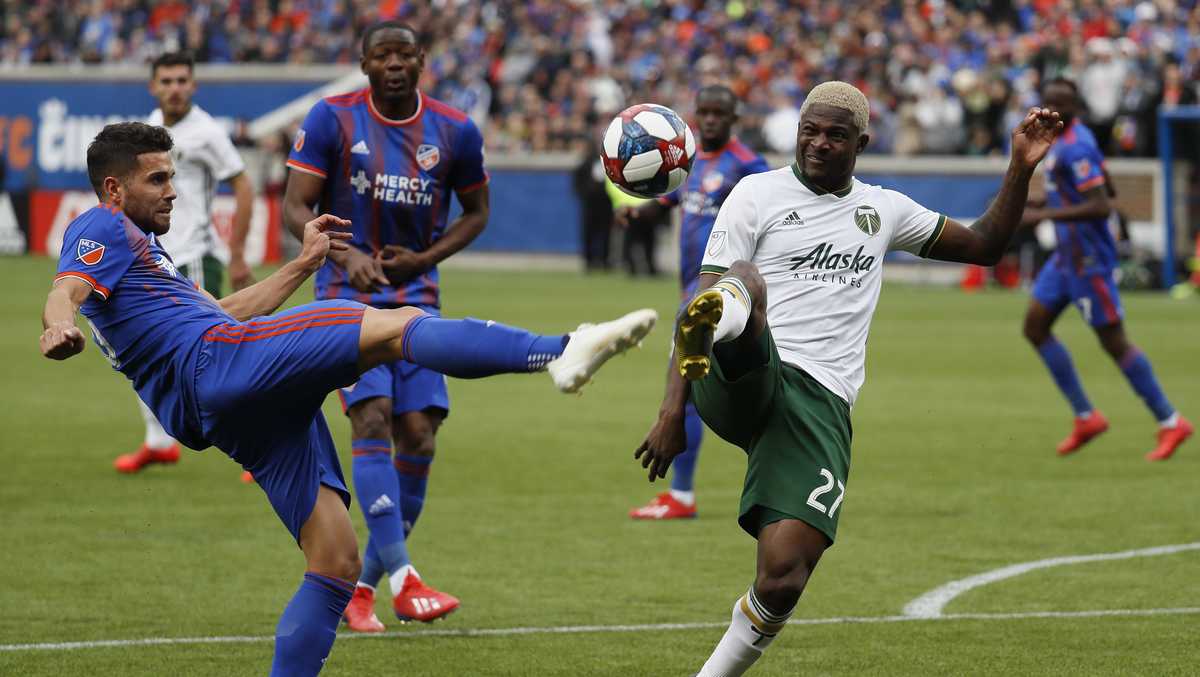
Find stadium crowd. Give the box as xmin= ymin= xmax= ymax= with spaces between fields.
xmin=2 ymin=0 xmax=1199 ymax=158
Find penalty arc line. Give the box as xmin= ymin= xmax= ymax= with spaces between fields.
xmin=902 ymin=542 xmax=1200 ymax=619
xmin=3 ymin=607 xmax=1200 ymax=653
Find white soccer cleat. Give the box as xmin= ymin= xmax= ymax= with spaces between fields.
xmin=548 ymin=308 xmax=657 ymax=393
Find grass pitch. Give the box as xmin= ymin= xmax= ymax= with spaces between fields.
xmin=1 ymin=255 xmax=1197 ymax=676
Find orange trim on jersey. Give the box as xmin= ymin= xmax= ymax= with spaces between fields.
xmin=54 ymin=271 xmax=110 ymax=299
xmin=1077 ymin=175 xmax=1106 ymax=191
xmin=286 ymin=159 xmax=328 ymax=178
xmin=367 ymin=90 xmax=423 ymax=127
xmin=456 ymin=175 xmax=490 ymax=195
xmin=207 ymin=307 xmax=363 ymax=336
xmin=203 ymin=318 xmax=362 ymax=344
xmin=206 ymin=315 xmax=362 ymax=342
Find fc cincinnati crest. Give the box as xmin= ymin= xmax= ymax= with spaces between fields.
xmin=416 ymin=144 xmax=440 ymax=170
xmin=702 ymin=172 xmax=724 ymax=194
xmin=853 ymin=205 xmax=881 ymax=236
xmin=76 ymin=239 xmax=105 ymax=265
xmin=293 ymin=129 xmax=306 ymax=153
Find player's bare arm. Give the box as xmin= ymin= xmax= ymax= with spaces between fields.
xmin=39 ymin=276 xmax=93 ymax=360
xmin=378 ymin=184 xmax=490 ymax=283
xmin=635 ymin=270 xmax=721 ymax=481
xmin=928 ymin=108 xmax=1063 ymax=265
xmin=216 ymin=214 xmax=351 ymax=321
xmin=1021 ymin=184 xmax=1111 ymax=227
xmin=284 ymin=168 xmax=386 ymax=292
xmin=614 ymin=200 xmax=665 ymax=229
xmin=227 ymin=171 xmax=256 ymax=290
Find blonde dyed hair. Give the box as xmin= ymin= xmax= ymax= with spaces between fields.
xmin=799 ymin=81 xmax=870 ymax=133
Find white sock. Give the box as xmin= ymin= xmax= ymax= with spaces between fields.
xmin=711 ymin=278 xmax=751 ymax=344
xmin=139 ymin=399 xmax=176 ymax=449
xmin=697 ymin=588 xmax=792 ymax=677
xmin=1159 ymin=412 xmax=1180 ymax=429
xmin=1078 ymin=411 xmax=1092 ymax=420
xmin=389 ymin=564 xmax=417 ymax=596
xmin=669 ymin=489 xmax=695 ymax=506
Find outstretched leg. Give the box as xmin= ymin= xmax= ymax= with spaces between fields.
xmin=356 ymin=306 xmax=656 ymax=393
xmin=697 ymin=519 xmax=827 ymax=677
xmin=676 ymin=260 xmax=768 ymax=382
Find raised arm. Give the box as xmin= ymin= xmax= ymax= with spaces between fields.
xmin=40 ymin=277 xmax=93 ymax=360
xmin=216 ymin=214 xmax=351 ymax=321
xmin=1021 ymin=185 xmax=1111 ymax=225
xmin=927 ymin=108 xmax=1063 ymax=265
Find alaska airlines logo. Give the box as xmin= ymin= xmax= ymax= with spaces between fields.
xmin=789 ymin=242 xmax=877 ymax=274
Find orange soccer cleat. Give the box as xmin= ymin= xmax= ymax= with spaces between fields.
xmin=1146 ymin=416 xmax=1193 ymax=462
xmin=629 ymin=492 xmax=697 ymax=520
xmin=113 ymin=444 xmax=180 ymax=473
xmin=343 ymin=586 xmax=386 ymax=632
xmin=1056 ymin=412 xmax=1110 ymax=456
xmin=393 ymin=571 xmax=459 ymax=623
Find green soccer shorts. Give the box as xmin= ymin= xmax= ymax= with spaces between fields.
xmin=690 ymin=327 xmax=852 ymax=544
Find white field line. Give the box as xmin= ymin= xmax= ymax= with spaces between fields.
xmin=903 ymin=542 xmax=1200 ymax=619
xmin=3 ymin=607 xmax=1200 ymax=653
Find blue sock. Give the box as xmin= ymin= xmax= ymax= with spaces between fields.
xmin=394 ymin=453 xmax=432 ymax=537
xmin=1119 ymin=348 xmax=1175 ymax=421
xmin=1036 ymin=338 xmax=1093 ymax=416
xmin=359 ymin=538 xmax=386 ymax=589
xmin=271 ymin=572 xmax=354 ymax=677
xmin=351 ymin=439 xmax=410 ymax=575
xmin=402 ymin=315 xmax=567 ymax=378
xmin=670 ymin=404 xmax=704 ymax=493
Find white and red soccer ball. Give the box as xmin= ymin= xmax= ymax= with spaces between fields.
xmin=601 ymin=103 xmax=695 ymax=199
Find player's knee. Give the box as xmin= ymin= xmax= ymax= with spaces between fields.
xmin=754 ymin=563 xmax=811 ymax=611
xmin=350 ymin=400 xmax=392 ymax=440
xmin=311 ymin=546 xmax=362 ymax=584
xmin=1022 ymin=318 xmax=1048 ymax=346
xmin=395 ymin=429 xmax=436 ymax=458
xmin=726 ymin=260 xmax=766 ymax=311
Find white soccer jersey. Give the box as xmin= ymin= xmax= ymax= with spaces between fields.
xmin=148 ymin=104 xmax=245 ymax=266
xmin=700 ymin=164 xmax=946 ymax=406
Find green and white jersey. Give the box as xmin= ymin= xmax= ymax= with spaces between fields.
xmin=148 ymin=104 xmax=245 ymax=267
xmin=700 ymin=164 xmax=946 ymax=406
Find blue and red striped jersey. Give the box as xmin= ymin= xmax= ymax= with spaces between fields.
xmin=658 ymin=137 xmax=768 ymax=296
xmin=287 ymin=89 xmax=488 ymax=308
xmin=54 ymin=205 xmax=230 ymax=449
xmin=1044 ymin=120 xmax=1117 ymax=273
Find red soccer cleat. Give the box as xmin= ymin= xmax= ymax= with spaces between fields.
xmin=393 ymin=572 xmax=459 ymax=623
xmin=1146 ymin=416 xmax=1193 ymax=462
xmin=343 ymin=586 xmax=386 ymax=632
xmin=114 ymin=444 xmax=180 ymax=473
xmin=1056 ymin=412 xmax=1109 ymax=456
xmin=629 ymin=492 xmax=697 ymax=520
xmin=240 ymin=470 xmax=254 ymax=483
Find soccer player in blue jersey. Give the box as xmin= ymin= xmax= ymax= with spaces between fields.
xmin=621 ymin=85 xmax=769 ymax=520
xmin=41 ymin=121 xmax=655 ymax=676
xmin=282 ymin=21 xmax=489 ymax=631
xmin=1021 ymin=77 xmax=1192 ymax=460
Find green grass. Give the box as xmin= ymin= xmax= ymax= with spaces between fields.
xmin=1 ymin=256 xmax=1197 ymax=676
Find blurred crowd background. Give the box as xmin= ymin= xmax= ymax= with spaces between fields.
xmin=4 ymin=0 xmax=1200 ymax=159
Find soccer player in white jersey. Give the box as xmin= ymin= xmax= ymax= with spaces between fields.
xmin=633 ymin=82 xmax=1063 ymax=676
xmin=113 ymin=51 xmax=257 ymax=474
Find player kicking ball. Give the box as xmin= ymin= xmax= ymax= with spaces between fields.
xmin=40 ymin=121 xmax=655 ymax=677
xmin=635 ymin=82 xmax=1062 ymax=676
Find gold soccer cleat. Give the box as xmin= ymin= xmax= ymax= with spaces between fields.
xmin=675 ymin=289 xmax=723 ymax=380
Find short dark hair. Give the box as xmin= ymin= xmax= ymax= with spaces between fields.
xmin=361 ymin=21 xmax=420 ymax=55
xmin=696 ymin=84 xmax=738 ymax=109
xmin=150 ymin=51 xmax=194 ymax=78
xmin=1041 ymin=76 xmax=1079 ymax=98
xmin=86 ymin=122 xmax=174 ymax=199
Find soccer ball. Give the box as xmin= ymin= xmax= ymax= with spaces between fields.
xmin=601 ymin=103 xmax=696 ymax=199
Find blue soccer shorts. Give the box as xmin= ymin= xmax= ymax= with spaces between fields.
xmin=191 ymin=299 xmax=366 ymax=541
xmin=1032 ymin=262 xmax=1124 ymax=328
xmin=336 ymin=305 xmax=449 ymax=417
